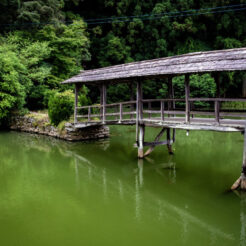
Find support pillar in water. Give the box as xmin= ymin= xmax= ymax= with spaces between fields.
xmin=138 ymin=125 xmax=145 ymax=159
xmin=231 ymin=126 xmax=246 ymax=190
xmin=167 ymin=128 xmax=174 ymax=155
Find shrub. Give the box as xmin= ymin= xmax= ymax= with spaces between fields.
xmin=48 ymin=90 xmax=74 ymax=126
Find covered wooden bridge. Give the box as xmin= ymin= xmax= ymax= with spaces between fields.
xmin=62 ymin=47 xmax=246 ymax=190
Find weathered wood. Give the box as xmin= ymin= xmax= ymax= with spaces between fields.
xmin=62 ymin=48 xmax=246 ymax=84
xmin=88 ymin=106 xmax=91 ymax=121
xmin=74 ymin=84 xmax=79 ymax=123
xmin=189 ymin=98 xmax=246 ymax=102
xmin=142 ymin=98 xmax=185 ymax=103
xmin=119 ymin=103 xmax=123 ymax=123
xmin=137 ymin=81 xmax=143 ymax=120
xmin=231 ymin=123 xmax=246 ymax=190
xmin=138 ymin=125 xmax=145 ymax=158
xmin=136 ymin=80 xmax=143 ymax=143
xmin=100 ymin=83 xmax=107 ymax=123
xmin=129 ymin=83 xmax=135 ymax=119
xmin=144 ymin=128 xmax=166 ymax=157
xmin=185 ymin=74 xmax=190 ymax=123
xmin=148 ymin=102 xmax=151 ymax=119
xmin=166 ymin=128 xmax=174 ymax=154
xmin=215 ymin=101 xmax=220 ymax=124
xmin=144 ymin=140 xmax=173 ymax=147
xmin=167 ymin=76 xmax=175 ymax=117
xmin=161 ymin=101 xmax=164 ymax=121
xmin=172 ymin=129 xmax=176 ymax=143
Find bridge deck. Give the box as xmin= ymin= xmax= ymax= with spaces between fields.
xmin=75 ymin=116 xmax=245 ymax=132
xmin=74 ymin=98 xmax=246 ymax=132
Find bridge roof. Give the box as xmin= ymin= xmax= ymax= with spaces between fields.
xmin=62 ymin=47 xmax=246 ymax=84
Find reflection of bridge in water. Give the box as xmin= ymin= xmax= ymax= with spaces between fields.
xmin=62 ymin=48 xmax=246 ymax=189
xmin=71 ymin=150 xmax=238 ymax=245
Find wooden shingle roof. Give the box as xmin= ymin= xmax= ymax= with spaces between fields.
xmin=62 ymin=48 xmax=246 ymax=84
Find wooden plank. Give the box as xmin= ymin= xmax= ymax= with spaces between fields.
xmin=148 ymin=102 xmax=151 ymax=119
xmin=161 ymin=101 xmax=164 ymax=121
xmin=166 ymin=128 xmax=173 ymax=154
xmin=63 ymin=48 xmax=246 ymax=84
xmin=144 ymin=128 xmax=166 ymax=157
xmin=101 ymin=83 xmax=107 ymax=123
xmin=119 ymin=103 xmax=123 ymax=123
xmin=215 ymin=100 xmax=220 ymax=124
xmin=136 ymin=80 xmax=143 ymax=142
xmin=138 ymin=125 xmax=145 ymax=158
xmin=88 ymin=106 xmax=91 ymax=121
xmin=74 ymin=84 xmax=79 ymax=123
xmin=168 ymin=76 xmax=173 ymax=117
xmin=185 ymin=74 xmax=190 ymax=123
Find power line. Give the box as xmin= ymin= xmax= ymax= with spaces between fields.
xmin=85 ymin=3 xmax=246 ymax=23
xmin=85 ymin=6 xmax=246 ymax=25
xmin=1 ymin=3 xmax=246 ymax=27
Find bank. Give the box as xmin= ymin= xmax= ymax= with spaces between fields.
xmin=10 ymin=112 xmax=109 ymax=141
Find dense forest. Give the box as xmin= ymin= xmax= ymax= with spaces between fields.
xmin=1 ymin=0 xmax=246 ymax=126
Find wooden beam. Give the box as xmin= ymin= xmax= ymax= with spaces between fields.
xmin=231 ymin=123 xmax=246 ymax=190
xmin=74 ymin=84 xmax=79 ymax=123
xmin=119 ymin=103 xmax=123 ymax=123
xmin=136 ymin=80 xmax=143 ymax=143
xmin=138 ymin=125 xmax=145 ymax=158
xmin=168 ymin=76 xmax=174 ymax=117
xmin=185 ymin=74 xmax=190 ymax=123
xmin=88 ymin=106 xmax=91 ymax=121
xmin=214 ymin=73 xmax=220 ymax=124
xmin=144 ymin=128 xmax=166 ymax=157
xmin=167 ymin=128 xmax=174 ymax=154
xmin=100 ymin=83 xmax=107 ymax=123
xmin=161 ymin=101 xmax=164 ymax=121
xmin=215 ymin=100 xmax=220 ymax=124
xmin=129 ymin=83 xmax=135 ymax=119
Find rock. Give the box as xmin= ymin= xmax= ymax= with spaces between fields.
xmin=10 ymin=115 xmax=109 ymax=141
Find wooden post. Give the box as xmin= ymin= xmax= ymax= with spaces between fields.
xmin=129 ymin=83 xmax=135 ymax=119
xmin=161 ymin=100 xmax=164 ymax=121
xmin=74 ymin=84 xmax=79 ymax=123
xmin=172 ymin=129 xmax=176 ymax=143
xmin=148 ymin=102 xmax=151 ymax=119
xmin=138 ymin=125 xmax=145 ymax=158
xmin=119 ymin=103 xmax=123 ymax=123
xmin=168 ymin=76 xmax=174 ymax=117
xmin=214 ymin=73 xmax=220 ymax=124
xmin=215 ymin=100 xmax=220 ymax=124
xmin=100 ymin=83 xmax=107 ymax=123
xmin=167 ymin=128 xmax=174 ymax=154
xmin=137 ymin=80 xmax=143 ymax=120
xmin=88 ymin=106 xmax=91 ymax=121
xmin=136 ymin=80 xmax=143 ymax=143
xmin=185 ymin=74 xmax=190 ymax=123
xmin=231 ymin=123 xmax=246 ymax=190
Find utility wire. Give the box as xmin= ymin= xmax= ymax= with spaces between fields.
xmin=85 ymin=6 xmax=246 ymax=25
xmin=85 ymin=3 xmax=246 ymax=23
xmin=1 ymin=3 xmax=246 ymax=27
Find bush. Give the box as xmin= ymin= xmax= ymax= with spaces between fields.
xmin=48 ymin=90 xmax=74 ymax=126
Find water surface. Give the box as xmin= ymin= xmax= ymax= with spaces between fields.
xmin=0 ymin=127 xmax=245 ymax=246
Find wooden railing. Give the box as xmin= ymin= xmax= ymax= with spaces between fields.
xmin=75 ymin=98 xmax=246 ymax=125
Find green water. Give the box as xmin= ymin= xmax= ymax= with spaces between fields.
xmin=0 ymin=127 xmax=245 ymax=246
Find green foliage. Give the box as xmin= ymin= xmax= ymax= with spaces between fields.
xmin=78 ymin=85 xmax=91 ymax=106
xmin=0 ymin=43 xmax=30 ymax=125
xmin=17 ymin=0 xmax=65 ymax=25
xmin=221 ymin=101 xmax=246 ymax=110
xmin=159 ymin=74 xmax=216 ymax=107
xmin=48 ymin=90 xmax=74 ymax=126
xmin=36 ymin=20 xmax=90 ymax=79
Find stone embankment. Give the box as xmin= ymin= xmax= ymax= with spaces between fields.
xmin=10 ymin=113 xmax=109 ymax=141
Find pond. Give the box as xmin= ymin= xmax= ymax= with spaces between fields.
xmin=0 ymin=126 xmax=245 ymax=246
